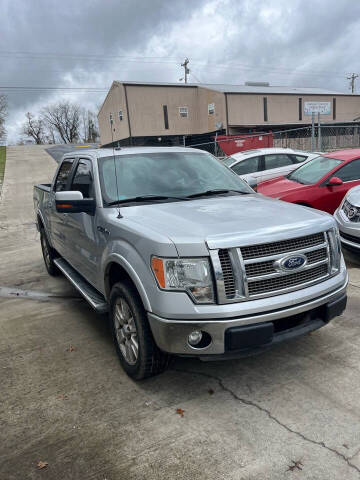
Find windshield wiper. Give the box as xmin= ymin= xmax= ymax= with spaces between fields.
xmin=186 ymin=189 xmax=248 ymax=199
xmin=108 ymin=195 xmax=188 ymax=206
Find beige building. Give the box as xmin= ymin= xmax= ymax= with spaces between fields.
xmin=98 ymin=81 xmax=360 ymax=147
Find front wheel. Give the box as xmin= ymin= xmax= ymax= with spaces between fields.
xmin=109 ymin=281 xmax=171 ymax=379
xmin=40 ymin=229 xmax=60 ymax=276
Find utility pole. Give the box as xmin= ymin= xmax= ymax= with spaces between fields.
xmin=181 ymin=58 xmax=190 ymax=83
xmin=347 ymin=73 xmax=359 ymax=93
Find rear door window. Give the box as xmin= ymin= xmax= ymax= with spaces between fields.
xmin=264 ymin=154 xmax=294 ymax=170
xmin=54 ymin=159 xmax=74 ymax=192
xmin=70 ymin=159 xmax=94 ymax=198
xmin=231 ymin=156 xmax=261 ymax=175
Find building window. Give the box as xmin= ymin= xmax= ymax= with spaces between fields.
xmin=298 ymin=98 xmax=302 ymax=121
xmin=163 ymin=105 xmax=169 ymax=129
xmin=263 ymin=97 xmax=268 ymax=122
xmin=208 ymin=103 xmax=215 ymax=115
xmin=179 ymin=107 xmax=188 ymax=118
xmin=333 ymin=98 xmax=336 ymax=120
xmin=119 ymin=110 xmax=123 ymax=121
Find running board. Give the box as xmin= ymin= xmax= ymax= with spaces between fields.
xmin=54 ymin=258 xmax=109 ymax=314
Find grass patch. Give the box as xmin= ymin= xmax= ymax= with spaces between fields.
xmin=0 ymin=146 xmax=6 ymax=193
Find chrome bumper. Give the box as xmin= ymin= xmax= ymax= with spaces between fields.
xmin=148 ymin=278 xmax=348 ymax=356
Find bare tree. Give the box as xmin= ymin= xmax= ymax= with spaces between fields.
xmin=81 ymin=109 xmax=99 ymax=143
xmin=22 ymin=112 xmax=46 ymax=144
xmin=41 ymin=101 xmax=81 ymax=143
xmin=0 ymin=95 xmax=7 ymax=142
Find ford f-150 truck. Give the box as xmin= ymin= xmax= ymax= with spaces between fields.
xmin=33 ymin=147 xmax=348 ymax=379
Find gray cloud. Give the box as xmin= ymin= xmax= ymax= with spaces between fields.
xmin=2 ymin=0 xmax=360 ymax=142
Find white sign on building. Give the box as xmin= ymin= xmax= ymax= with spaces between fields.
xmin=304 ymin=101 xmax=331 ymax=115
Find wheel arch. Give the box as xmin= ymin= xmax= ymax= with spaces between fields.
xmin=104 ymin=257 xmax=152 ymax=312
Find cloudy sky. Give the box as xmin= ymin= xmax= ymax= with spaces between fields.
xmin=2 ymin=0 xmax=360 ymax=143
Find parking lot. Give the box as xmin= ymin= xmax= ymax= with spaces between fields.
xmin=2 ymin=145 xmax=360 ymax=479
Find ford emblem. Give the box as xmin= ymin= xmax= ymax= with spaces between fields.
xmin=274 ymin=254 xmax=307 ymax=272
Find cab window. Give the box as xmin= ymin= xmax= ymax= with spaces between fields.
xmin=231 ymin=156 xmax=260 ymax=175
xmin=54 ymin=159 xmax=74 ymax=192
xmin=70 ymin=159 xmax=94 ymax=198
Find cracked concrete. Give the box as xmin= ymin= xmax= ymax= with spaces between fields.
xmin=1 ymin=145 xmax=360 ymax=479
xmin=174 ymin=368 xmax=360 ymax=475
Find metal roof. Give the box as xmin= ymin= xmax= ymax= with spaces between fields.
xmin=63 ymin=146 xmax=207 ymax=159
xmin=118 ymin=80 xmax=348 ymax=96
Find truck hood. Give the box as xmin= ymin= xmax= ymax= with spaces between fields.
xmin=124 ymin=194 xmax=334 ymax=256
xmin=257 ymin=177 xmax=310 ymax=197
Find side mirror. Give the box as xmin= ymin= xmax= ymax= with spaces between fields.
xmin=327 ymin=176 xmax=343 ymax=186
xmin=55 ymin=191 xmax=96 ymax=214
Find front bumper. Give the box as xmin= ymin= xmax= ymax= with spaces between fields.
xmin=147 ymin=279 xmax=348 ymax=357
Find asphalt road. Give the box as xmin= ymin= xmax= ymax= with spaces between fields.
xmin=2 ymin=145 xmax=360 ymax=479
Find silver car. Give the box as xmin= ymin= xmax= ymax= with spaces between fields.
xmin=334 ymin=185 xmax=360 ymax=251
xmin=223 ymin=147 xmax=320 ymax=184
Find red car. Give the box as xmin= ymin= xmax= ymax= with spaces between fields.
xmin=257 ymin=149 xmax=360 ymax=214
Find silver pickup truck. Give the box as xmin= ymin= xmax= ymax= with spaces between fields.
xmin=34 ymin=147 xmax=348 ymax=379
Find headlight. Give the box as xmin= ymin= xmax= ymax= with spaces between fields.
xmin=151 ymin=257 xmax=214 ymax=303
xmin=328 ymin=227 xmax=341 ymax=273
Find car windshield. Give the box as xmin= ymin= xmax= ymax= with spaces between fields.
xmin=98 ymin=151 xmax=253 ymax=204
xmin=287 ymin=155 xmax=342 ymax=185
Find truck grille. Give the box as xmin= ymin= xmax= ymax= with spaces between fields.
xmin=245 ymin=248 xmax=327 ymax=278
xmin=241 ymin=233 xmax=324 ymax=260
xmin=247 ymin=264 xmax=329 ymax=296
xmin=214 ymin=232 xmax=331 ymax=303
xmin=218 ymin=249 xmax=236 ymax=298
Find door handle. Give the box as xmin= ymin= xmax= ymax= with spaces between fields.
xmin=97 ymin=226 xmax=110 ymax=235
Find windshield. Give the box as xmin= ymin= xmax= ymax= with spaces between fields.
xmin=287 ymin=155 xmax=342 ymax=185
xmin=98 ymin=151 xmax=253 ymax=204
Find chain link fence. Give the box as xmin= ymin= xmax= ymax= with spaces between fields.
xmin=186 ymin=124 xmax=360 ymax=156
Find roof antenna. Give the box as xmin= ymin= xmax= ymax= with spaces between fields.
xmin=109 ymin=113 xmax=123 ymax=218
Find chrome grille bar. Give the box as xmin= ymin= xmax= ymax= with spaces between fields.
xmin=212 ymin=232 xmax=332 ymax=304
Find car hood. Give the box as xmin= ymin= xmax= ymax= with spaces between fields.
xmin=123 ymin=194 xmax=334 ymax=256
xmin=257 ymin=176 xmax=310 ymax=197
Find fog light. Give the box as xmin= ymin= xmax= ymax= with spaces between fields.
xmin=188 ymin=330 xmax=203 ymax=346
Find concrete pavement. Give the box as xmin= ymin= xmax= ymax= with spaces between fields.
xmin=1 ymin=146 xmax=360 ymax=479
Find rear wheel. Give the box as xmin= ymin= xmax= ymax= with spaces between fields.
xmin=40 ymin=228 xmax=60 ymax=276
xmin=109 ymin=281 xmax=171 ymax=379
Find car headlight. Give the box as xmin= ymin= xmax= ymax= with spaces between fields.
xmin=328 ymin=227 xmax=341 ymax=273
xmin=151 ymin=257 xmax=214 ymax=303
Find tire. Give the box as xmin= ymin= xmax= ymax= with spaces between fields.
xmin=40 ymin=228 xmax=60 ymax=276
xmin=109 ymin=281 xmax=171 ymax=379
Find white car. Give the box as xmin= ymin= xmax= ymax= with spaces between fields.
xmin=223 ymin=148 xmax=320 ymax=184
xmin=334 ymin=185 xmax=360 ymax=252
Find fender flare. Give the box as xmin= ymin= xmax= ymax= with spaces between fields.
xmin=103 ymin=253 xmax=152 ymax=312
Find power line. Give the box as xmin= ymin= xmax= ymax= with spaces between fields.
xmin=0 ymin=50 xmax=181 ymax=61
xmin=0 ymin=86 xmax=108 ymax=91
xmin=0 ymin=50 xmax=354 ymax=81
